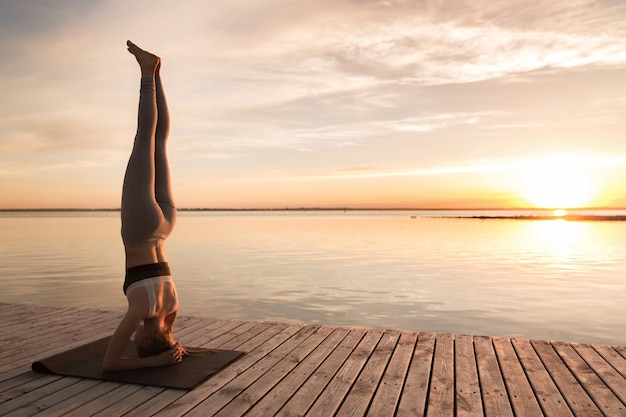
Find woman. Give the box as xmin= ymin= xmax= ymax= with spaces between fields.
xmin=103 ymin=41 xmax=185 ymax=371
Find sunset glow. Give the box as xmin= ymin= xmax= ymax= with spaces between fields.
xmin=518 ymin=155 xmax=599 ymax=209
xmin=0 ymin=1 xmax=625 ymax=209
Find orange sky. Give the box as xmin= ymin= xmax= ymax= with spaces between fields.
xmin=1 ymin=1 xmax=625 ymax=209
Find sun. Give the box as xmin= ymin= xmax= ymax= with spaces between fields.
xmin=519 ymin=155 xmax=598 ymax=209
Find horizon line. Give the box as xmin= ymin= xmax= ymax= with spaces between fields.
xmin=0 ymin=206 xmax=624 ymax=212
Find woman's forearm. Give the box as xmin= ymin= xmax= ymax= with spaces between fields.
xmin=102 ymin=354 xmax=164 ymax=372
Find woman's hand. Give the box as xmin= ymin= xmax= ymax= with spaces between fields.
xmin=155 ymin=342 xmax=185 ymax=366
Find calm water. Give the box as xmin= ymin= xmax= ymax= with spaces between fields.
xmin=1 ymin=210 xmax=625 ymax=345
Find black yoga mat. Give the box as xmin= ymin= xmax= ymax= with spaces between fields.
xmin=32 ymin=336 xmax=244 ymax=390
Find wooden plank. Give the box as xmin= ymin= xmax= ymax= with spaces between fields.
xmin=474 ymin=336 xmax=514 ymax=417
xmin=3 ymin=305 xmax=116 ymax=335
xmin=396 ymin=331 xmax=436 ymax=417
xmin=7 ymin=378 xmax=101 ymax=417
xmin=217 ymin=321 xmax=292 ymax=353
xmin=0 ymin=302 xmax=23 ymax=311
xmin=3 ymin=307 xmax=77 ymax=338
xmin=531 ymin=339 xmax=604 ymax=417
xmin=305 ymin=329 xmax=385 ymax=417
xmin=182 ymin=319 xmax=251 ymax=348
xmin=62 ymin=384 xmax=144 ymax=417
xmin=0 ymin=303 xmax=25 ymax=314
xmin=0 ymin=373 xmax=62 ymax=405
xmin=274 ymin=327 xmax=367 ymax=417
xmin=213 ymin=326 xmax=337 ymax=417
xmin=512 ymin=339 xmax=575 ymax=417
xmin=427 ymin=333 xmax=455 ymax=417
xmin=90 ymin=386 xmax=166 ymax=417
xmin=455 ymin=334 xmax=483 ymax=417
xmin=183 ymin=325 xmax=322 ymax=417
xmin=0 ymin=318 xmax=120 ymax=372
xmin=2 ymin=307 xmax=108 ymax=348
xmin=553 ymin=341 xmax=626 ymax=417
xmin=0 ymin=371 xmax=48 ymax=398
xmin=493 ymin=337 xmax=542 ymax=417
xmin=335 ymin=330 xmax=400 ymax=417
xmin=245 ymin=327 xmax=351 ymax=417
xmin=153 ymin=323 xmax=301 ymax=417
xmin=366 ymin=331 xmax=418 ymax=417
xmin=198 ymin=320 xmax=265 ymax=347
xmin=0 ymin=377 xmax=82 ymax=415
xmin=210 ymin=321 xmax=278 ymax=349
xmin=592 ymin=344 xmax=626 ymax=379
xmin=175 ymin=316 xmax=220 ymax=340
xmin=172 ymin=317 xmax=218 ymax=345
xmin=2 ymin=305 xmax=73 ymax=330
xmin=573 ymin=343 xmax=626 ymax=405
xmin=121 ymin=388 xmax=186 ymax=417
xmin=0 ymin=366 xmax=36 ymax=385
xmin=29 ymin=381 xmax=120 ymax=417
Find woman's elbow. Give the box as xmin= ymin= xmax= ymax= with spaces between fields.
xmin=102 ymin=359 xmax=117 ymax=372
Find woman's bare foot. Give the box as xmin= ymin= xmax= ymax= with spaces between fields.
xmin=127 ymin=40 xmax=160 ymax=77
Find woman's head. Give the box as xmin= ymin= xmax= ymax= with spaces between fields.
xmin=134 ymin=321 xmax=175 ymax=357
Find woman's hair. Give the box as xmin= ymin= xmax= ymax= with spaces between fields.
xmin=136 ymin=329 xmax=175 ymax=357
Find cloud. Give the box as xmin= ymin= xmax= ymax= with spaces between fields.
xmin=314 ymin=13 xmax=626 ymax=86
xmin=237 ymin=153 xmax=626 ymax=184
xmin=201 ymin=0 xmax=626 ymax=83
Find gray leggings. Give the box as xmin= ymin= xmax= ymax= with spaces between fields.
xmin=121 ymin=76 xmax=176 ymax=248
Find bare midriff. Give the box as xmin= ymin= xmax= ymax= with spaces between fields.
xmin=125 ymin=246 xmax=168 ymax=269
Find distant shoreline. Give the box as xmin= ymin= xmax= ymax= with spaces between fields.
xmin=445 ymin=214 xmax=626 ymax=221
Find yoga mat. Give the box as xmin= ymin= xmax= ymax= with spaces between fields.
xmin=32 ymin=336 xmax=244 ymax=390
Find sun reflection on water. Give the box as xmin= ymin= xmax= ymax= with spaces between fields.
xmin=527 ymin=218 xmax=590 ymax=253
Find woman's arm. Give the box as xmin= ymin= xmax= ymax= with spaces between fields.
xmin=102 ymin=305 xmax=182 ymax=371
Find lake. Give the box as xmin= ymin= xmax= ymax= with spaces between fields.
xmin=1 ymin=209 xmax=625 ymax=345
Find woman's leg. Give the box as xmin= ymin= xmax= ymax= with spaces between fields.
xmin=121 ymin=42 xmax=164 ymax=247
xmin=154 ymin=62 xmax=177 ymax=235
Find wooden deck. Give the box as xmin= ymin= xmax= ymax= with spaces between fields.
xmin=1 ymin=303 xmax=625 ymax=417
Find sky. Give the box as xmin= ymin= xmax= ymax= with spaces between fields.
xmin=1 ymin=0 xmax=626 ymax=209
